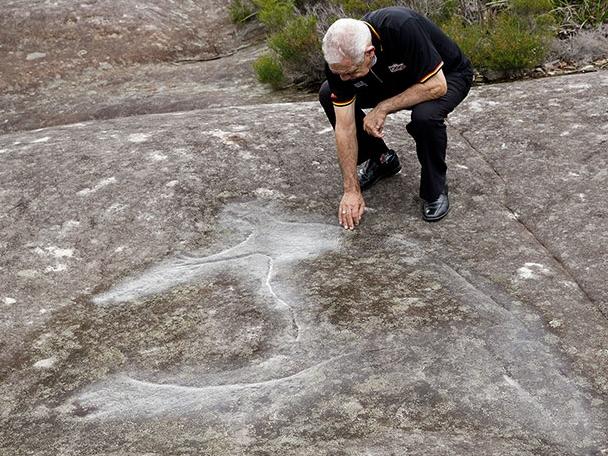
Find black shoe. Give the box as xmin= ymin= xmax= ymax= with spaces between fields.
xmin=358 ymin=150 xmax=401 ymax=191
xmin=422 ymin=187 xmax=449 ymax=222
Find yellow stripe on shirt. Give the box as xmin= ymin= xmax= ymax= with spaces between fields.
xmin=362 ymin=21 xmax=381 ymax=42
xmin=332 ymin=96 xmax=356 ymax=107
xmin=420 ymin=61 xmax=444 ymax=83
xmin=362 ymin=21 xmax=383 ymax=52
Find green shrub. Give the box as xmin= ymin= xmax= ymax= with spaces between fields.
xmin=229 ymin=0 xmax=257 ymax=23
xmin=249 ymin=0 xmax=572 ymax=88
xmin=268 ymin=15 xmax=320 ymax=66
xmin=254 ymin=0 xmax=296 ymax=31
xmin=487 ymin=14 xmax=552 ymax=70
xmin=433 ymin=0 xmax=459 ymax=25
xmin=442 ymin=16 xmax=484 ymax=58
xmin=252 ymin=0 xmax=323 ymax=87
xmin=443 ymin=0 xmax=554 ymax=76
xmin=253 ymin=54 xmax=285 ymax=88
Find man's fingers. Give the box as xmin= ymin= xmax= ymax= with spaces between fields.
xmin=352 ymin=203 xmax=362 ymax=225
xmin=344 ymin=208 xmax=355 ymax=230
xmin=374 ymin=121 xmax=384 ymax=138
xmin=339 ymin=195 xmax=365 ymax=230
xmin=364 ymin=113 xmax=385 ymax=138
xmin=358 ymin=203 xmax=365 ymax=221
xmin=339 ymin=206 xmax=356 ymax=229
xmin=339 ymin=206 xmax=351 ymax=229
xmin=366 ymin=122 xmax=382 ymax=138
xmin=354 ymin=202 xmax=366 ymax=225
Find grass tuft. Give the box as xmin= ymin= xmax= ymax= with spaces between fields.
xmin=229 ymin=0 xmax=257 ymax=24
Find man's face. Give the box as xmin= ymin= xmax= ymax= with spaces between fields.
xmin=329 ymin=46 xmax=375 ymax=81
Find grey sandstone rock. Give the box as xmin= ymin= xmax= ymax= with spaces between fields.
xmin=1 ymin=72 xmax=608 ymax=455
xmin=1 ymin=1 xmax=608 ymax=453
xmin=0 ymin=0 xmax=237 ymax=93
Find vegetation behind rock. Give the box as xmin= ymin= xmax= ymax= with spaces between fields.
xmin=231 ymin=0 xmax=608 ymax=87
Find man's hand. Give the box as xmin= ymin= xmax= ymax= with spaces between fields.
xmin=363 ymin=107 xmax=387 ymax=138
xmin=339 ymin=190 xmax=366 ymax=230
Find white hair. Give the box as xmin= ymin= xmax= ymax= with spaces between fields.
xmin=322 ymin=18 xmax=372 ymax=65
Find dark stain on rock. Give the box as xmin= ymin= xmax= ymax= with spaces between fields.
xmin=300 ymin=252 xmax=473 ymax=330
xmin=6 ymin=273 xmax=279 ymax=413
xmin=71 ymin=400 xmax=98 ymax=418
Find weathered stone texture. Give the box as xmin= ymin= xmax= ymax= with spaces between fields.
xmin=1 ymin=72 xmax=608 ymax=455
xmin=0 ymin=0 xmax=237 ymax=93
xmin=1 ymin=1 xmax=607 ymax=454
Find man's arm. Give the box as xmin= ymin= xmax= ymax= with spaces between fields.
xmin=380 ymin=69 xmax=447 ymax=113
xmin=363 ymin=69 xmax=448 ymax=138
xmin=335 ymin=102 xmax=365 ymax=230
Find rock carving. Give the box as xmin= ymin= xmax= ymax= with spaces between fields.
xmin=93 ymin=203 xmax=341 ymax=343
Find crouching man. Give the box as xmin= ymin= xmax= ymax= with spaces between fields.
xmin=319 ymin=7 xmax=473 ymax=229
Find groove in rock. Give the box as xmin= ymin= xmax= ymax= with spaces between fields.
xmin=448 ymin=122 xmax=606 ymax=321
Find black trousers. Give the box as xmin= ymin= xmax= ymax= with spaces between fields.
xmin=319 ymin=70 xmax=473 ymax=201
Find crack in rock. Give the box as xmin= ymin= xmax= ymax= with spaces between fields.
xmin=449 ymin=123 xmax=606 ymax=321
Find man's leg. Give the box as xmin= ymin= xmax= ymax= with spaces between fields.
xmin=319 ymin=80 xmax=389 ymax=165
xmin=406 ymin=72 xmax=473 ymax=202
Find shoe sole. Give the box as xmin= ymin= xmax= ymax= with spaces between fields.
xmin=360 ymin=165 xmax=402 ymax=191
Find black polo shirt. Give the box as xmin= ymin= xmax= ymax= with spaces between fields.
xmin=325 ymin=7 xmax=471 ymax=107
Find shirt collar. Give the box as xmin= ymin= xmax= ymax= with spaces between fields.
xmin=362 ymin=21 xmax=383 ymax=53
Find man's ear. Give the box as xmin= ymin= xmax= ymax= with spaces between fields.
xmin=365 ymin=45 xmax=375 ymax=56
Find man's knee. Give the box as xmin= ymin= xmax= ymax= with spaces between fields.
xmin=410 ymin=103 xmax=444 ymax=127
xmin=319 ymin=80 xmax=332 ymax=107
xmin=407 ymin=103 xmax=446 ymax=141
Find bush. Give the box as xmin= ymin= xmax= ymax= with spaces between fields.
xmin=232 ymin=0 xmax=570 ymax=87
xmin=247 ymin=0 xmax=323 ymax=87
xmin=488 ymin=14 xmax=553 ymax=70
xmin=253 ymin=54 xmax=285 ymax=88
xmin=512 ymin=0 xmax=553 ymax=15
xmin=332 ymin=0 xmax=396 ymax=17
xmin=319 ymin=0 xmax=452 ymax=23
xmin=254 ymin=0 xmax=296 ymax=31
xmin=443 ymin=0 xmax=554 ymax=77
xmin=268 ymin=15 xmax=320 ymax=66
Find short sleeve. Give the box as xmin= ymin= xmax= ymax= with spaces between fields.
xmin=324 ymin=64 xmax=356 ymax=107
xmin=396 ymin=18 xmax=443 ymax=83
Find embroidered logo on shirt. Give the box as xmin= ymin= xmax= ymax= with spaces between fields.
xmin=353 ymin=81 xmax=368 ymax=88
xmin=388 ymin=63 xmax=407 ymax=73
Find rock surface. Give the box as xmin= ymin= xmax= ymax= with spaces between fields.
xmin=1 ymin=1 xmax=608 ymax=454
xmin=1 ymin=71 xmax=608 ymax=455
xmin=1 ymin=0 xmax=236 ymax=93
xmin=0 ymin=1 xmax=308 ymax=135
xmin=0 ymin=43 xmax=310 ymax=135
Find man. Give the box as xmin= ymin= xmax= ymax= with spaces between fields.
xmin=319 ymin=7 xmax=473 ymax=230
